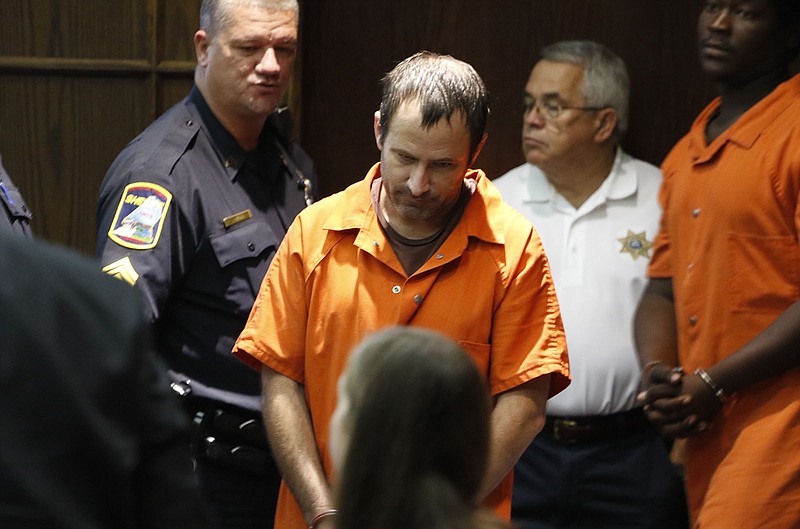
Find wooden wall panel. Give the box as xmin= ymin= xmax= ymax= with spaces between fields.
xmin=160 ymin=77 xmax=197 ymax=110
xmin=162 ymin=0 xmax=203 ymax=62
xmin=300 ymin=0 xmax=717 ymax=198
xmin=0 ymin=0 xmax=735 ymax=254
xmin=1 ymin=0 xmax=147 ymax=59
xmin=0 ymin=0 xmax=197 ymax=254
xmin=0 ymin=75 xmax=152 ymax=250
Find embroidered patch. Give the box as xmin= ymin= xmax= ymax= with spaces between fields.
xmin=102 ymin=256 xmax=140 ymax=286
xmin=108 ymin=182 xmax=172 ymax=250
xmin=618 ymin=230 xmax=652 ymax=260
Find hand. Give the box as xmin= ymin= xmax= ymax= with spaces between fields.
xmin=672 ymin=371 xmax=724 ymax=437
xmin=638 ymin=361 xmax=682 ymax=402
xmin=637 ymin=363 xmax=694 ymax=438
xmin=637 ymin=364 xmax=724 ymax=438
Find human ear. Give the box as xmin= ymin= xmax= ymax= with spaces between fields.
xmin=469 ymin=132 xmax=489 ymax=167
xmin=194 ymin=30 xmax=210 ymax=66
xmin=594 ymin=108 xmax=618 ymax=143
xmin=373 ymin=111 xmax=383 ymax=151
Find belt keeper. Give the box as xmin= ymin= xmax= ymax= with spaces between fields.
xmin=309 ymin=509 xmax=338 ymax=529
xmin=694 ymin=368 xmax=730 ymax=404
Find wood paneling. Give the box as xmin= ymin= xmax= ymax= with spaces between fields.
xmin=160 ymin=77 xmax=196 ymax=111
xmin=299 ymin=0 xmax=717 ymax=198
xmin=0 ymin=0 xmax=197 ymax=254
xmin=1 ymin=0 xmax=730 ymax=254
xmin=0 ymin=0 xmax=148 ymax=59
xmin=0 ymin=75 xmax=151 ymax=250
xmin=162 ymin=0 xmax=204 ymax=62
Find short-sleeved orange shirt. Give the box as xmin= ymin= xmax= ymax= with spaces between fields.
xmin=234 ymin=164 xmax=570 ymax=529
xmin=649 ymin=75 xmax=800 ymax=527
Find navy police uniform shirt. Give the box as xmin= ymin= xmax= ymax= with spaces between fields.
xmin=96 ymin=86 xmax=316 ymax=404
xmin=0 ymin=156 xmax=33 ymax=238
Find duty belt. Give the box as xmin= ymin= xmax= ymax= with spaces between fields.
xmin=171 ymin=381 xmax=274 ymax=475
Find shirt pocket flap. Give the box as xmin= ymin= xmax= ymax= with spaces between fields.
xmin=210 ymin=220 xmax=281 ymax=268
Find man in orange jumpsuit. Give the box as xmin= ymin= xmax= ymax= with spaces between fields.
xmin=635 ymin=1 xmax=800 ymax=527
xmin=233 ymin=51 xmax=570 ymax=529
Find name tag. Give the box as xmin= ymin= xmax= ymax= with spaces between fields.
xmin=222 ymin=209 xmax=252 ymax=228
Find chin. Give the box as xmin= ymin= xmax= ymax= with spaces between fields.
xmin=249 ymin=91 xmax=282 ymax=109
xmin=698 ymin=56 xmax=736 ymax=79
xmin=524 ymin=152 xmax=545 ymax=166
xmin=398 ymin=205 xmax=437 ymax=223
xmin=247 ymin=101 xmax=279 ymax=117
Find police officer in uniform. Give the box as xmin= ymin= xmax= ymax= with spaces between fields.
xmin=95 ymin=1 xmax=315 ymax=528
xmin=0 ymin=156 xmax=33 ymax=237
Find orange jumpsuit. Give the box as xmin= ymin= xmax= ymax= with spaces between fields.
xmin=649 ymin=74 xmax=800 ymax=527
xmin=234 ymin=163 xmax=570 ymax=529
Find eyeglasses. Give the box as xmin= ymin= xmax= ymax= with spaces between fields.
xmin=523 ymin=96 xmax=606 ymax=121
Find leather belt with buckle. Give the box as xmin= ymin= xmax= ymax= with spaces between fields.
xmin=543 ymin=408 xmax=652 ymax=445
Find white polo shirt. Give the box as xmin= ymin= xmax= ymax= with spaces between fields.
xmin=492 ymin=149 xmax=662 ymax=416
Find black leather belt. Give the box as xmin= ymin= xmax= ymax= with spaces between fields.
xmin=542 ymin=408 xmax=651 ymax=445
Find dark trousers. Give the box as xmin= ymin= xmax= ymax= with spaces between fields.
xmin=184 ymin=399 xmax=282 ymax=529
xmin=195 ymin=456 xmax=281 ymax=529
xmin=512 ymin=427 xmax=690 ymax=529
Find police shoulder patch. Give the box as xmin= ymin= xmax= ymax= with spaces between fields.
xmin=108 ymin=182 xmax=172 ymax=250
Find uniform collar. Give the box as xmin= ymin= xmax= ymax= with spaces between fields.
xmin=687 ymin=74 xmax=800 ymax=164
xmin=323 ymin=163 xmax=506 ymax=246
xmin=189 ymin=86 xmax=248 ymax=178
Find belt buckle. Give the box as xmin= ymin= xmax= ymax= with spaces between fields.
xmin=552 ymin=419 xmax=578 ymax=443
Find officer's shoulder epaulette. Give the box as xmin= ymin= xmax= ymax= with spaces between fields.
xmin=130 ymin=101 xmax=200 ymax=178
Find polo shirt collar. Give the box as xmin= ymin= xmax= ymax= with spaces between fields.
xmin=525 ymin=147 xmax=636 ymax=205
xmin=605 ymin=148 xmax=637 ymax=201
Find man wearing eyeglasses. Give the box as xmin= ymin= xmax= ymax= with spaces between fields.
xmin=493 ymin=40 xmax=688 ymax=529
